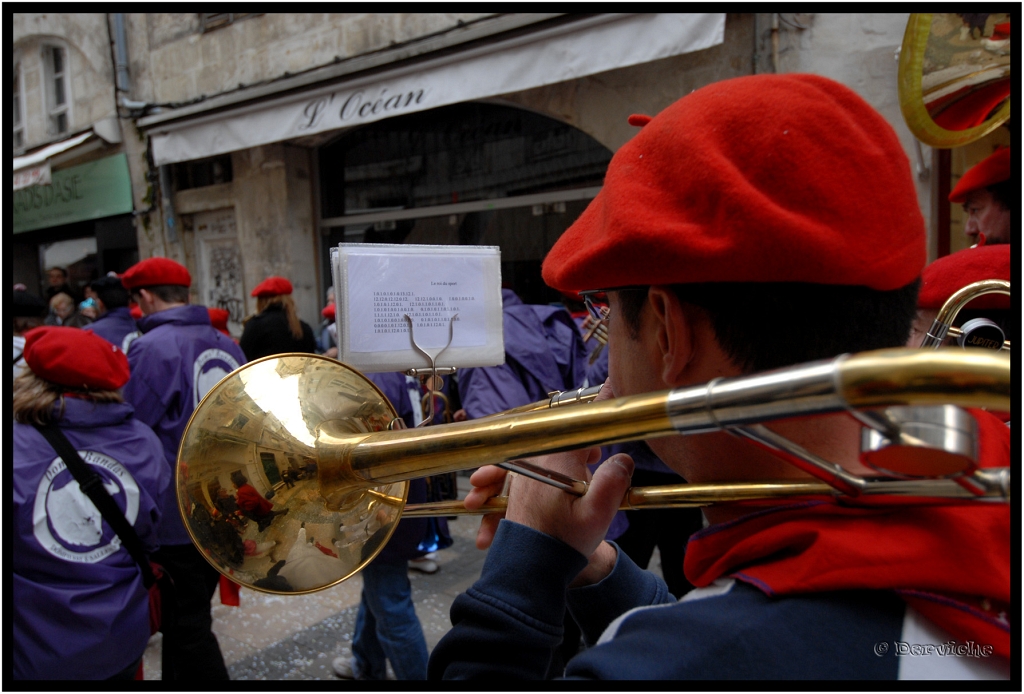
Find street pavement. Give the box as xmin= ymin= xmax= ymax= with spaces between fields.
xmin=143 ymin=474 xmax=665 ymax=680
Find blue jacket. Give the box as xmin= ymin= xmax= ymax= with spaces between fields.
xmin=13 ymin=399 xmax=170 ymax=680
xmin=84 ymin=306 xmax=140 ymax=352
xmin=428 ymin=521 xmax=1010 ymax=680
xmin=458 ymin=290 xmax=587 ymax=418
xmin=122 ymin=304 xmax=246 ymax=546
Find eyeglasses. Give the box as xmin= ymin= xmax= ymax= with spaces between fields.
xmin=578 ymin=286 xmax=648 ymax=323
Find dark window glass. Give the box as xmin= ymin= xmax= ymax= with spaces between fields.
xmin=319 ymin=102 xmax=612 ymax=220
xmin=173 ymin=154 xmax=234 ymax=191
xmin=13 ymin=66 xmax=21 ymax=126
xmin=318 ymin=103 xmax=613 ymax=304
xmin=199 ymin=13 xmax=261 ymax=33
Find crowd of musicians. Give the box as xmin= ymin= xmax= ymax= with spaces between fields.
xmin=13 ymin=72 xmax=1010 ymax=681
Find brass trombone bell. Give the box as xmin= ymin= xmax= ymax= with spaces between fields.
xmin=899 ymin=13 xmax=1011 ymax=148
xmin=177 ymin=348 xmax=1010 ymax=595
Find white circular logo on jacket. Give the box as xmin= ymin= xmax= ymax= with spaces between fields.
xmin=33 ymin=451 xmax=140 ymax=563
xmin=121 ymin=330 xmax=141 ymax=353
xmin=193 ymin=348 xmax=240 ymax=407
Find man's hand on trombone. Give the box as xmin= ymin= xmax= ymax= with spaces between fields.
xmin=462 ymin=381 xmax=635 ymax=587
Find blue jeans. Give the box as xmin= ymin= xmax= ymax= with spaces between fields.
xmin=351 ymin=560 xmax=428 ymax=680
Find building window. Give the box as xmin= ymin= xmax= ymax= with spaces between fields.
xmin=13 ymin=62 xmax=24 ymax=149
xmin=173 ymin=154 xmax=234 ymax=191
xmin=43 ymin=45 xmax=70 ymax=136
xmin=199 ymin=13 xmax=260 ymax=33
xmin=318 ymin=103 xmax=614 ymax=304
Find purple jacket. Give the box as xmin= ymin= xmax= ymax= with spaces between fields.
xmin=366 ymin=372 xmax=429 ymax=563
xmin=84 ymin=306 xmax=140 ymax=352
xmin=123 ymin=304 xmax=246 ymax=546
xmin=459 ymin=290 xmax=587 ymax=418
xmin=13 ymin=399 xmax=170 ymax=680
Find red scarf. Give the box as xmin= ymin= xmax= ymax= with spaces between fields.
xmin=684 ymin=409 xmax=1011 ymax=658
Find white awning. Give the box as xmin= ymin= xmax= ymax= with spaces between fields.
xmin=150 ymin=13 xmax=725 ymax=166
xmin=13 ymin=131 xmax=92 ymax=172
xmin=13 ymin=118 xmax=123 ymax=191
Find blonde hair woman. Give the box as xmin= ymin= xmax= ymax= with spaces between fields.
xmin=238 ymin=276 xmax=317 ymax=361
xmin=13 ymin=327 xmax=170 ymax=680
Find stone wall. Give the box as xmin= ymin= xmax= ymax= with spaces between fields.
xmin=126 ymin=13 xmax=495 ymax=105
xmin=762 ymin=12 xmax=936 ymax=256
xmin=13 ymin=13 xmax=118 ymax=150
xmin=498 ymin=14 xmax=756 ymax=152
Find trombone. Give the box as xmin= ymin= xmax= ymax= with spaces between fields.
xmin=920 ymin=279 xmax=1010 ymax=351
xmin=177 ymin=347 xmax=1009 ymax=594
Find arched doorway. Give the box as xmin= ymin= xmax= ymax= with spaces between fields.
xmin=317 ymin=102 xmax=612 ymax=304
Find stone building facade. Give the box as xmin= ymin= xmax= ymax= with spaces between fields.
xmin=14 ymin=13 xmax=997 ymax=332
xmin=13 ymin=13 xmax=136 ymax=296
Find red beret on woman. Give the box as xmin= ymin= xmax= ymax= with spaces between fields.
xmin=22 ymin=326 xmax=130 ymax=391
xmin=251 ymin=276 xmax=293 ymax=298
xmin=918 ymin=245 xmax=1010 ymax=310
xmin=120 ymin=257 xmax=192 ymax=289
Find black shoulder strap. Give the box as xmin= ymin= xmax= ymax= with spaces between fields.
xmin=34 ymin=424 xmax=156 ymax=588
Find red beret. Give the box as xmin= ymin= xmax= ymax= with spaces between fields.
xmin=251 ymin=276 xmax=293 ymax=297
xmin=207 ymin=308 xmax=231 ymax=336
xmin=121 ymin=257 xmax=191 ymax=289
xmin=321 ymin=303 xmax=336 ymax=320
xmin=949 ymin=147 xmax=1011 ymax=203
xmin=542 ymin=74 xmax=926 ymax=294
xmin=918 ymin=245 xmax=1010 ymax=311
xmin=129 ymin=303 xmax=143 ymax=320
xmin=23 ymin=326 xmax=130 ymax=391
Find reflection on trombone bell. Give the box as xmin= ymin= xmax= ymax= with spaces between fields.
xmin=176 ymin=347 xmax=1010 ymax=595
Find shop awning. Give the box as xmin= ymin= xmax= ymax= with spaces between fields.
xmin=13 ymin=118 xmax=123 ymax=191
xmin=148 ymin=13 xmax=726 ymax=166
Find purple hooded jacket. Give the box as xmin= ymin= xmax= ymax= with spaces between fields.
xmin=13 ymin=399 xmax=170 ymax=680
xmin=122 ymin=304 xmax=246 ymax=546
xmin=458 ymin=289 xmax=587 ymax=418
xmin=84 ymin=306 xmax=140 ymax=353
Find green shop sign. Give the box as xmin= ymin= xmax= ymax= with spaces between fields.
xmin=13 ymin=153 xmax=134 ymax=233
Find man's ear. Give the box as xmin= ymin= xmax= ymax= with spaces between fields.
xmin=647 ymin=286 xmax=697 ymax=386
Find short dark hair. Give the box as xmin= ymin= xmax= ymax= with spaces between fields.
xmin=133 ymin=284 xmax=190 ymax=304
xmin=617 ymin=280 xmax=921 ymax=374
xmin=89 ymin=277 xmax=131 ymax=309
xmin=988 ymin=179 xmax=1011 ymax=210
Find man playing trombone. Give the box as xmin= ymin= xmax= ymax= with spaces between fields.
xmin=428 ymin=74 xmax=1010 ymax=680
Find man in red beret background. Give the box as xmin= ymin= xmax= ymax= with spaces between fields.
xmin=428 ymin=74 xmax=1009 ymax=680
xmin=949 ymin=147 xmax=1011 ymax=247
xmin=119 ymin=256 xmax=247 ymax=680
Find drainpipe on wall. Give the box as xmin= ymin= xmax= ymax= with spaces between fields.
xmin=159 ymin=165 xmax=179 ymax=245
xmin=771 ymin=13 xmax=780 ymax=73
xmin=113 ymin=13 xmax=131 ymax=93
